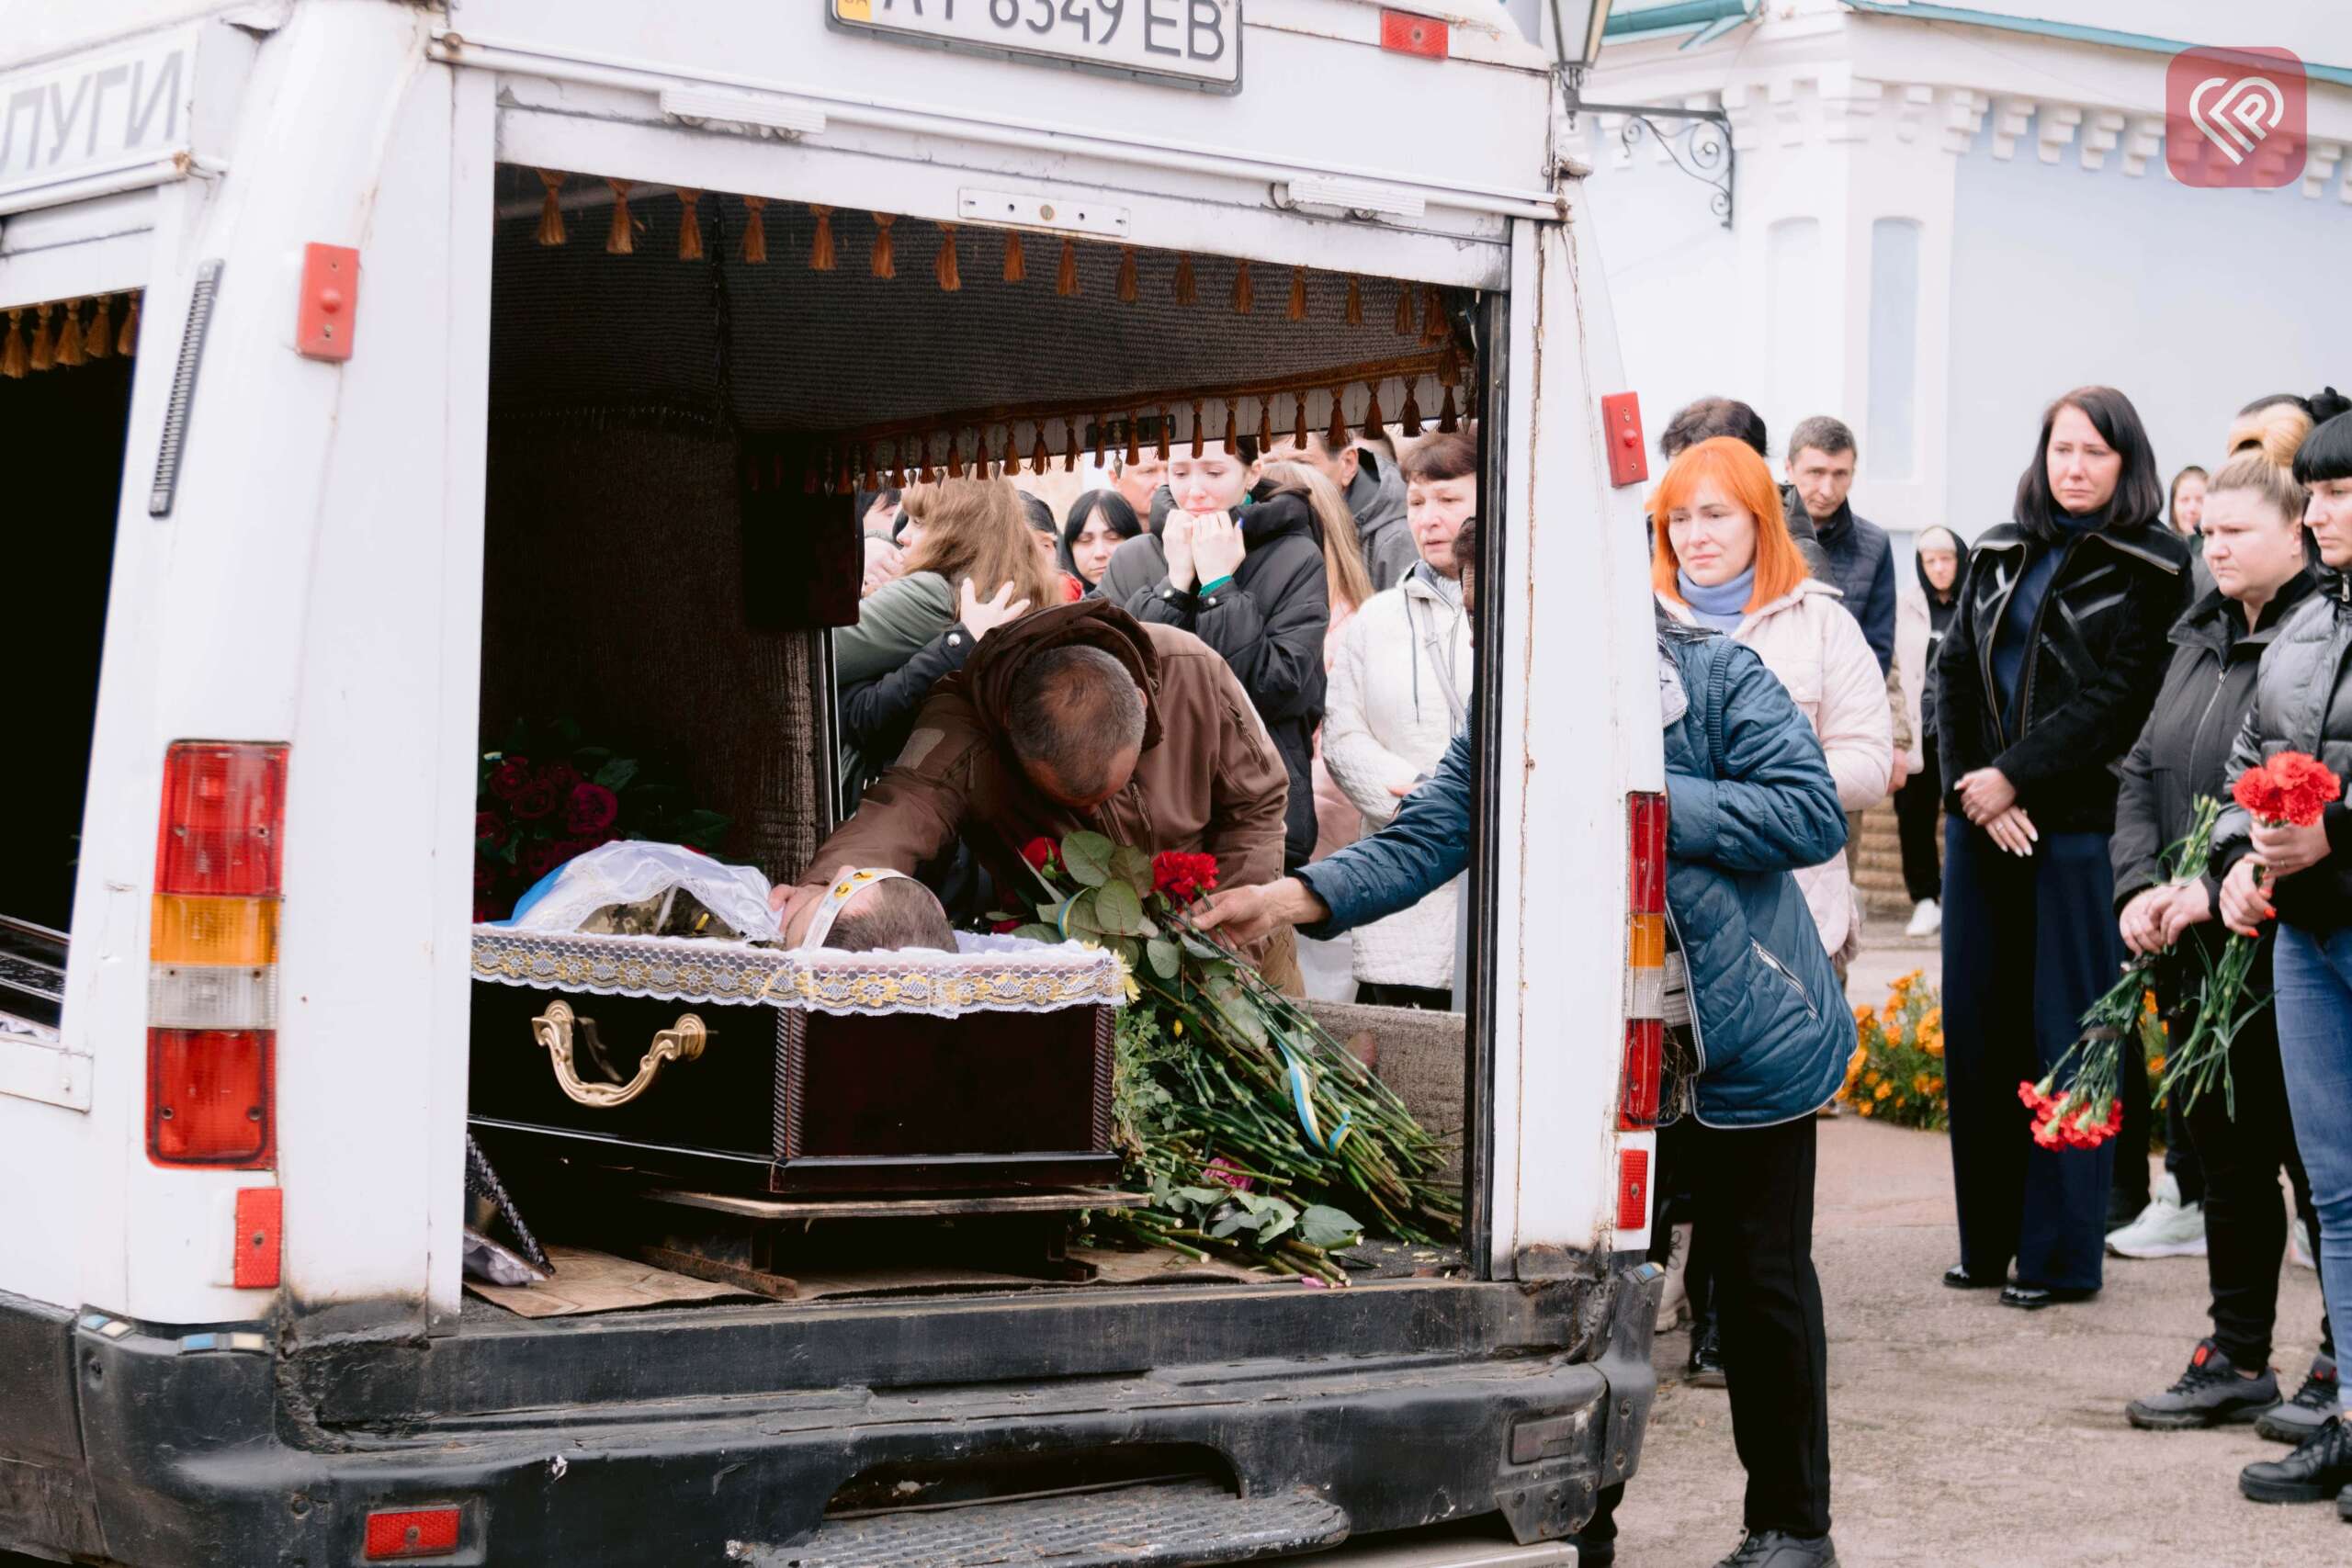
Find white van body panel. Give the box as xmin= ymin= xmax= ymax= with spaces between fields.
xmin=0 ymin=0 xmax=1653 ymax=1331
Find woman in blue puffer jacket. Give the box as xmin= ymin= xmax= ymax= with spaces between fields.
xmin=1197 ymin=523 xmax=1855 ymax=1568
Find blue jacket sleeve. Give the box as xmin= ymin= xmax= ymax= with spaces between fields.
xmin=1667 ymin=641 xmax=1847 ymax=873
xmin=1293 ymin=729 xmax=1474 ymax=938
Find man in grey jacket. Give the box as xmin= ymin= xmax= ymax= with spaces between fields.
xmin=1264 ymin=432 xmax=1418 ymax=591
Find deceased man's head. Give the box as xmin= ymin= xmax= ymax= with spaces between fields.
xmin=822 ymin=875 xmax=956 ymax=953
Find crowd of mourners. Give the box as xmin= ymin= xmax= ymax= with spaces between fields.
xmin=786 ymin=375 xmax=2352 ymax=1567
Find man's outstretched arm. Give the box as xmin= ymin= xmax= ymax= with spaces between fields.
xmin=1196 ymin=728 xmax=1472 ymax=944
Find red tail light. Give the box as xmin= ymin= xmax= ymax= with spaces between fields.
xmin=149 ymin=1029 xmax=274 ymax=1166
xmin=1619 ymin=1018 xmax=1663 ymax=1131
xmin=1628 ymin=791 xmax=1667 ymax=918
xmin=150 ymin=742 xmax=286 ymax=1169
xmin=156 ymin=742 xmax=287 ymax=897
xmin=1621 ymin=793 xmax=1668 ymax=1131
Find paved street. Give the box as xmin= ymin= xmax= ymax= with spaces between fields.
xmin=1615 ymin=935 xmax=2341 ymax=1567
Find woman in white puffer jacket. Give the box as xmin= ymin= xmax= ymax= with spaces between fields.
xmin=1321 ymin=432 xmax=1479 ymax=1008
xmin=1654 ymin=437 xmax=1894 ymax=970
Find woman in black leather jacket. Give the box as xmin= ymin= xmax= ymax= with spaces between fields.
xmin=1935 ymin=386 xmax=2189 ymax=1311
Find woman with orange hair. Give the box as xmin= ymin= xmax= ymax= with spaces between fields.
xmin=1648 ymin=436 xmax=1891 ymax=1416
xmin=1655 ymin=437 xmax=1894 ymax=974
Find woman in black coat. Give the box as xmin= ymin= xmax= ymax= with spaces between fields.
xmin=1936 ymin=386 xmax=2190 ymax=1310
xmin=1096 ymin=437 xmax=1329 ymax=870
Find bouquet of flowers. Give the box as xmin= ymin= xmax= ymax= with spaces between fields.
xmin=2022 ymin=796 xmax=2223 ymax=1152
xmin=1838 ymin=970 xmax=1947 ymax=1129
xmin=474 ymin=717 xmax=729 ymax=923
xmin=2157 ymin=751 xmax=2343 ymax=1115
xmin=1004 ymin=832 xmax=1460 ymax=1282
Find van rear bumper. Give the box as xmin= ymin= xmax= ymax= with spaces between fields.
xmin=7 ymin=1269 xmax=1658 ymax=1568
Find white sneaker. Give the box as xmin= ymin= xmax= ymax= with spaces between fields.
xmin=2291 ymin=1219 xmax=2317 ymax=1270
xmin=2107 ymin=1184 xmax=2208 ymax=1258
xmin=1656 ymin=1222 xmax=1693 ymax=1334
xmin=1905 ymin=898 xmax=1941 ymax=938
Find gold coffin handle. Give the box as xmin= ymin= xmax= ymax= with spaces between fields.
xmin=530 ymin=998 xmax=708 ymax=1109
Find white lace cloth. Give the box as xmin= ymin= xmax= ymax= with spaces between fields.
xmin=469 ymin=928 xmax=1125 ymax=1018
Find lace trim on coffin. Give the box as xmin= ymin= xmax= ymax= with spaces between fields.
xmin=469 ymin=928 xmax=1125 ymax=1017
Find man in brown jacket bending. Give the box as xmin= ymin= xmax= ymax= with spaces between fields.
xmin=772 ymin=600 xmax=1295 ymax=973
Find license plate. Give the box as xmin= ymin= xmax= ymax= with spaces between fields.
xmin=831 ymin=0 xmax=1241 ymax=92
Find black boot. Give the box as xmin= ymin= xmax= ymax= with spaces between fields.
xmin=1687 ymin=1314 xmax=1726 ymax=1388
xmin=2240 ymin=1416 xmax=2352 ymax=1504
xmin=1714 ymin=1529 xmax=1839 ymax=1567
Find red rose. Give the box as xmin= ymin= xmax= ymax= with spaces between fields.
xmin=488 ymin=756 xmax=534 ymax=801
xmin=1151 ymin=851 xmax=1219 ymax=903
xmin=510 ymin=779 xmax=560 ymax=822
xmin=521 ymin=840 xmax=564 ymax=880
xmin=991 ymin=919 xmax=1022 ymax=934
xmin=472 ymin=897 xmax=499 ymax=924
xmin=564 ymin=783 xmax=619 ymax=835
xmin=1203 ymin=1156 xmax=1253 ymax=1193
xmin=1022 ymin=837 xmax=1060 ymax=874
xmin=539 ymin=761 xmax=582 ymax=795
xmin=474 ymin=810 xmax=505 ymax=844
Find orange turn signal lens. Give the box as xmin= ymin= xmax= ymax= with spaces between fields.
xmin=1627 ymin=911 xmax=1666 ymax=970
xmin=151 ymin=895 xmax=278 ymax=966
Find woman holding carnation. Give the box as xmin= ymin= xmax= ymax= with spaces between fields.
xmin=1936 ymin=387 xmax=2190 ymax=1311
xmin=2110 ymin=452 xmax=2333 ymax=1434
xmin=2217 ymin=403 xmax=2352 ymax=1511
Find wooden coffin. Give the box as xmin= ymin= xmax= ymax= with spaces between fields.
xmin=468 ymin=930 xmax=1125 ymax=1194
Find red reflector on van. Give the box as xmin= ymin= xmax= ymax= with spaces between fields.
xmin=156 ymin=742 xmax=288 ymax=897
xmin=1380 ymin=10 xmax=1448 ymax=57
xmin=232 ymin=1187 xmax=282 ymax=1289
xmin=364 ymin=1507 xmax=461 ymax=1560
xmin=148 ymin=1029 xmax=274 ymax=1167
xmin=1617 ymin=1148 xmax=1650 ymax=1232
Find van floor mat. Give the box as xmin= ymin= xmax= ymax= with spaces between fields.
xmin=741 ymin=1478 xmax=1349 ymax=1567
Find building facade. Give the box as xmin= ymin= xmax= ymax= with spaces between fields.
xmin=1576 ymin=0 xmax=2352 ymax=542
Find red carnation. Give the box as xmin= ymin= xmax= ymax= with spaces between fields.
xmin=475 ymin=809 xmax=505 ymax=844
xmin=487 ymin=756 xmax=534 ymax=801
xmin=1152 ymin=851 xmax=1220 ymax=902
xmin=564 ymin=783 xmax=619 ymax=836
xmin=1022 ymin=837 xmax=1060 ymax=874
xmin=2233 ymin=751 xmax=2343 ymax=828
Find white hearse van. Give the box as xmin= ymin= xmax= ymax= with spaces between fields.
xmin=0 ymin=2 xmax=1672 ymax=1563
